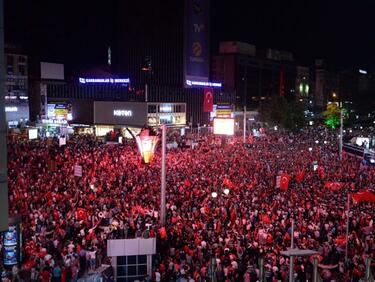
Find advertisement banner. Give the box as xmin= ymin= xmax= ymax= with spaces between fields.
xmin=94 ymin=102 xmax=147 ymax=127
xmin=184 ymin=0 xmax=210 ymax=84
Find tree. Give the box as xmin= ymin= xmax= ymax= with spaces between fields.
xmin=323 ymin=103 xmax=341 ymax=129
xmin=258 ymin=97 xmax=306 ymax=131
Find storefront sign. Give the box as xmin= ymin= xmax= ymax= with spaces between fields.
xmin=94 ymin=102 xmax=147 ymax=127
xmin=113 ymin=110 xmax=132 ymax=117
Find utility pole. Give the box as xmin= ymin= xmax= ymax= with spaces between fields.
xmin=339 ymin=108 xmax=343 ymax=160
xmin=0 ymin=0 xmax=9 ymax=232
xmin=160 ymin=125 xmax=167 ymax=225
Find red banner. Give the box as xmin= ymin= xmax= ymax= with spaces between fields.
xmin=203 ymin=88 xmax=213 ymax=112
xmin=279 ymin=69 xmax=285 ymax=97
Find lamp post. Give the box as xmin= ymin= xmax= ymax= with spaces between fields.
xmin=160 ymin=124 xmax=167 ymax=226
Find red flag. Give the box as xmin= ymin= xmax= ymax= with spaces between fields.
xmin=279 ymin=69 xmax=285 ymax=97
xmin=203 ymin=88 xmax=213 ymax=112
xmin=296 ymin=171 xmax=305 ymax=183
xmin=280 ymin=173 xmax=290 ymax=191
xmin=223 ymin=178 xmax=236 ymax=189
xmin=76 ymin=208 xmax=87 ymax=220
xmin=324 ymin=182 xmax=344 ymax=191
xmin=261 ymin=214 xmax=271 ymax=224
xmin=159 ymin=227 xmax=167 ymax=239
xmin=351 ymin=191 xmax=375 ymax=203
xmin=335 ymin=235 xmax=347 ymax=246
xmin=317 ymin=166 xmax=325 ymax=180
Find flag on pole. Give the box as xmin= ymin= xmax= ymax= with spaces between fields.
xmin=203 ymin=88 xmax=214 ymax=112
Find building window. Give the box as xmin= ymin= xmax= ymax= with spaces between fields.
xmin=19 ymin=65 xmax=26 ymax=76
xmin=116 ymin=255 xmax=148 ymax=281
xmin=148 ymin=104 xmax=157 ymax=113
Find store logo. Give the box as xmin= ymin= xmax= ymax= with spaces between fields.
xmin=113 ymin=110 xmax=132 ymax=117
xmin=192 ymin=42 xmax=202 ymax=57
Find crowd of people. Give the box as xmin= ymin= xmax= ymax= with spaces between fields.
xmin=2 ymin=127 xmax=375 ymax=281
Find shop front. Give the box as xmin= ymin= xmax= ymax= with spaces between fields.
xmin=94 ymin=101 xmax=148 ymax=138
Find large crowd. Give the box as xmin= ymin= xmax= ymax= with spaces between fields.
xmin=2 ymin=127 xmax=375 ymax=281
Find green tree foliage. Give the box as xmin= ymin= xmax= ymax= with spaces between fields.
xmin=259 ymin=97 xmax=306 ymax=131
xmin=323 ymin=103 xmax=341 ymax=129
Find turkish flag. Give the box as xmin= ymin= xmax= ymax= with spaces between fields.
xmin=280 ymin=173 xmax=290 ymax=191
xmin=352 ymin=191 xmax=375 ymax=203
xmin=76 ymin=208 xmax=87 ymax=220
xmin=203 ymin=88 xmax=213 ymax=112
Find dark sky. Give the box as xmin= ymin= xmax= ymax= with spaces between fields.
xmin=5 ymin=0 xmax=375 ymax=73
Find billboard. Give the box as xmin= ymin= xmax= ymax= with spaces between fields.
xmin=184 ymin=0 xmax=210 ymax=85
xmin=40 ymin=62 xmax=64 ymax=80
xmin=94 ymin=102 xmax=147 ymax=127
xmin=47 ymin=103 xmax=72 ymax=121
xmin=213 ymin=118 xmax=234 ymax=136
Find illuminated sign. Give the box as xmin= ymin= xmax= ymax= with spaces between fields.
xmin=213 ymin=118 xmax=234 ymax=136
xmin=5 ymin=107 xmax=18 ymax=112
xmin=79 ymin=77 xmax=130 ymax=84
xmin=113 ymin=110 xmax=132 ymax=117
xmin=186 ymin=80 xmax=222 ymax=88
xmin=159 ymin=105 xmax=172 ymax=113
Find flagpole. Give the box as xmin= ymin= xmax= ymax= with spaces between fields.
xmin=243 ymin=105 xmax=246 ymax=143
xmin=345 ymin=193 xmax=350 ymax=262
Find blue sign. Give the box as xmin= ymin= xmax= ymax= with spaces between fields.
xmin=184 ymin=0 xmax=210 ymax=85
xmin=79 ymin=77 xmax=130 ymax=84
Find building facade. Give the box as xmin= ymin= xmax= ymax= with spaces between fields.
xmin=115 ymin=0 xmax=233 ymax=125
xmin=212 ymin=41 xmax=297 ymax=110
xmin=4 ymin=45 xmax=29 ymax=127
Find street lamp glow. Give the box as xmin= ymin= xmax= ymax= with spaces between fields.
xmin=136 ymin=132 xmax=159 ymax=164
xmin=211 ymin=192 xmax=218 ymax=198
xmin=308 ymin=147 xmax=312 ymax=152
xmin=324 ymin=141 xmax=328 ymax=145
xmin=315 ymin=140 xmax=319 ymax=144
xmin=223 ymin=188 xmax=230 ymax=195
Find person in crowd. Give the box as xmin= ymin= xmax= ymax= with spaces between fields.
xmin=4 ymin=128 xmax=375 ymax=281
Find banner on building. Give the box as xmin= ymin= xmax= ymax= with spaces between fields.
xmin=203 ymin=88 xmax=213 ymax=112
xmin=184 ymin=0 xmax=210 ymax=85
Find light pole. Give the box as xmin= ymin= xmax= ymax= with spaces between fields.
xmin=339 ymin=108 xmax=343 ymax=160
xmin=243 ymin=106 xmax=246 ymax=143
xmin=160 ymin=124 xmax=167 ymax=225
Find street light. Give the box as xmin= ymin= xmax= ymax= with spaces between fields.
xmin=211 ymin=192 xmax=218 ymax=198
xmin=136 ymin=126 xmax=167 ymax=225
xmin=135 ymin=130 xmax=159 ymax=164
xmin=223 ymin=188 xmax=230 ymax=195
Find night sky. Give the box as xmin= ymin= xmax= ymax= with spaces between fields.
xmin=5 ymin=0 xmax=375 ymax=73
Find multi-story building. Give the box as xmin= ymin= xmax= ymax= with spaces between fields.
xmin=4 ymin=44 xmax=29 ymax=127
xmin=116 ymin=0 xmax=235 ymax=125
xmin=211 ymin=41 xmax=297 ymax=110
